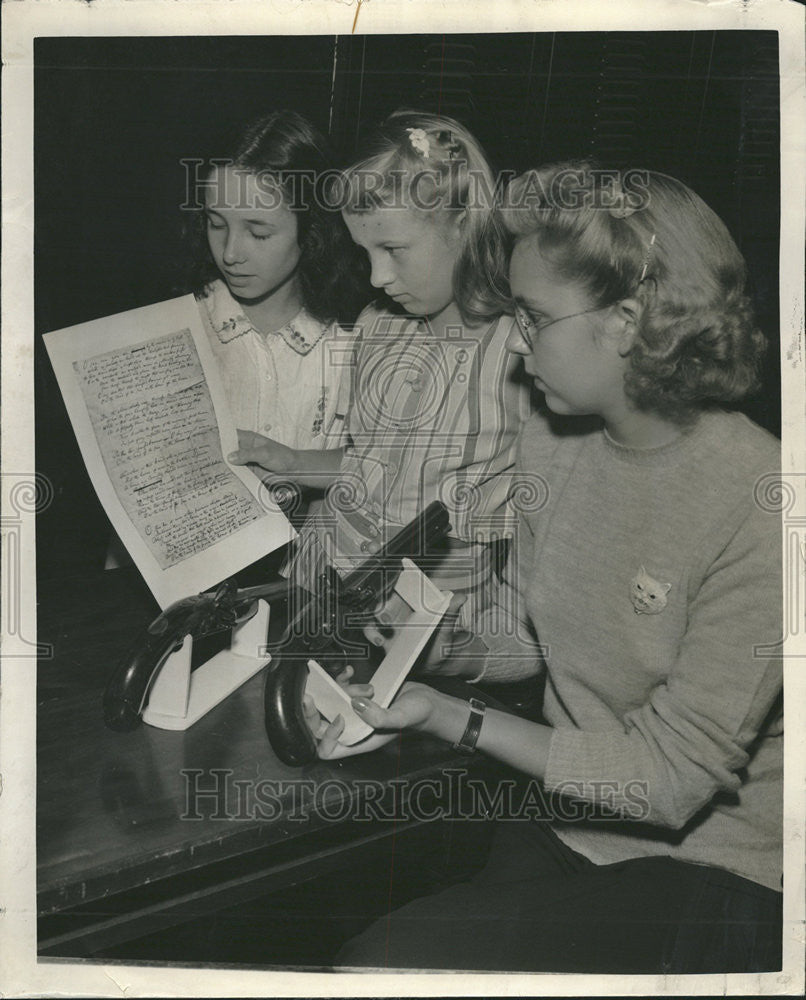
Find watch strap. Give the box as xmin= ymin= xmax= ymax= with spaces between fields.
xmin=453 ymin=697 xmax=486 ymax=755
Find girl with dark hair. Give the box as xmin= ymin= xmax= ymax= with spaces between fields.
xmin=104 ymin=111 xmax=368 ymax=569
xmin=191 ymin=110 xmax=369 ymax=451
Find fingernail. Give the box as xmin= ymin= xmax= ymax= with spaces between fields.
xmin=351 ymin=697 xmax=370 ymax=712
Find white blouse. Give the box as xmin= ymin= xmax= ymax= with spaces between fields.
xmin=197 ymin=279 xmax=354 ymax=451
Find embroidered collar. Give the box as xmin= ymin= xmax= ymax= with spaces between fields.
xmin=202 ymin=279 xmax=327 ymax=355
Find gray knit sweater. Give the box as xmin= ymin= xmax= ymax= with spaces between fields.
xmin=479 ymin=409 xmax=782 ymax=892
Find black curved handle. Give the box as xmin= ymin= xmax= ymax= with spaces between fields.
xmin=103 ymin=582 xmax=242 ymax=732
xmin=263 ymin=652 xmax=317 ymax=766
xmin=263 ymin=501 xmax=453 ymax=765
xmin=103 ymin=607 xmax=196 ymax=731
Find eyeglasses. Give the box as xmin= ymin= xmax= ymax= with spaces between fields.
xmin=512 ymin=301 xmax=609 ymax=352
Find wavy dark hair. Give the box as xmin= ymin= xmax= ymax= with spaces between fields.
xmin=502 ymin=161 xmax=767 ymax=425
xmin=183 ymin=110 xmax=370 ymax=327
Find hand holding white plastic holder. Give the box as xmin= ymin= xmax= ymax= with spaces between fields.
xmin=305 ymin=559 xmax=453 ymax=747
xmin=142 ymin=600 xmax=271 ymax=730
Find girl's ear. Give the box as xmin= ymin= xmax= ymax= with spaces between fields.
xmin=610 ymin=296 xmax=642 ymax=356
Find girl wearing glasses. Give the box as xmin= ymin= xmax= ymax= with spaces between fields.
xmin=324 ymin=164 xmax=783 ymax=974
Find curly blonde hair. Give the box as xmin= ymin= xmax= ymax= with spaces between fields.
xmin=502 ymin=162 xmax=767 ymax=424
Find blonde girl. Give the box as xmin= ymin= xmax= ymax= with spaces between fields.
xmin=231 ymin=110 xmax=530 ymax=642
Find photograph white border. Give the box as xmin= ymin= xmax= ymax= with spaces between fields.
xmin=2 ymin=0 xmax=804 ymax=996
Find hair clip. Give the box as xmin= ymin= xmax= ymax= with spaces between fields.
xmin=607 ymin=179 xmax=639 ymax=219
xmin=437 ymin=130 xmax=462 ymax=161
xmin=406 ymin=128 xmax=431 ymax=158
xmin=639 ymin=233 xmax=657 ymax=283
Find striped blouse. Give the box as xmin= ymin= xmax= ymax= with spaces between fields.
xmin=287 ymin=303 xmax=532 ymax=616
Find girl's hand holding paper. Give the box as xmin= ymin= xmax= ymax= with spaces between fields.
xmin=228 ymin=429 xmax=295 ymax=475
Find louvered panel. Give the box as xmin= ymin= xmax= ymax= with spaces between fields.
xmin=588 ymin=34 xmax=650 ymax=164
xmin=420 ymin=41 xmax=477 ymax=122
xmin=736 ymin=37 xmax=779 ymax=186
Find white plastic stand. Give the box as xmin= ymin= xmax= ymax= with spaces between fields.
xmin=142 ymin=600 xmax=271 ymax=731
xmin=305 ymin=560 xmax=452 ymax=746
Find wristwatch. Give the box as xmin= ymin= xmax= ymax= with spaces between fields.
xmin=453 ymin=697 xmax=486 ymax=755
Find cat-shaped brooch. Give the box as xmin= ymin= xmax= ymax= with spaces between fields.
xmin=629 ymin=566 xmax=671 ymax=615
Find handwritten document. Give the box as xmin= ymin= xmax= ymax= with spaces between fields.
xmin=45 ymin=296 xmax=294 ymax=607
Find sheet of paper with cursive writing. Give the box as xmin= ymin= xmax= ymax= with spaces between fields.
xmin=44 ymin=295 xmax=294 ymax=606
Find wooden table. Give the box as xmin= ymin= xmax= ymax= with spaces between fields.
xmin=37 ymin=565 xmax=503 ymax=961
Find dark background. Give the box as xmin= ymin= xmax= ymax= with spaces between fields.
xmin=35 ymin=31 xmax=781 ymax=577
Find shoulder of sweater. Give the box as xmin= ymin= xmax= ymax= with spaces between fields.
xmin=692 ymin=410 xmax=781 ymax=485
xmin=515 ymin=409 xmax=780 ymax=514
xmin=678 ymin=413 xmax=781 ymax=546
